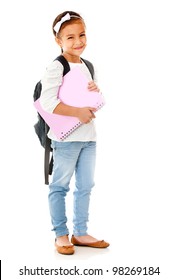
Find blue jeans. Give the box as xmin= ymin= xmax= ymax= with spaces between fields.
xmin=48 ymin=141 xmax=96 ymax=237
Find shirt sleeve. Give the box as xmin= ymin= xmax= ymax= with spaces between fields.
xmin=40 ymin=60 xmax=63 ymax=113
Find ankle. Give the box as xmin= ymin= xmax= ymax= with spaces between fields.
xmin=56 ymin=235 xmax=72 ymax=246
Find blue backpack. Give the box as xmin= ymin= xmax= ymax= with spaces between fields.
xmin=33 ymin=55 xmax=94 ymax=184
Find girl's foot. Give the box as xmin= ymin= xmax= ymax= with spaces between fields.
xmin=55 ymin=235 xmax=75 ymax=255
xmin=55 ymin=235 xmax=73 ymax=246
xmin=71 ymin=234 xmax=110 ymax=248
xmin=72 ymin=235 xmax=98 ymax=243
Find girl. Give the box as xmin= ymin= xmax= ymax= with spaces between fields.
xmin=40 ymin=11 xmax=109 ymax=255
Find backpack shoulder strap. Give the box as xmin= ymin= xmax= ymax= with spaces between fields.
xmin=81 ymin=58 xmax=94 ymax=79
xmin=55 ymin=55 xmax=70 ymax=76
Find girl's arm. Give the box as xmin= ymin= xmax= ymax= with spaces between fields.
xmin=53 ymin=103 xmax=96 ymax=124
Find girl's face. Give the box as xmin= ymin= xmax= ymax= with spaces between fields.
xmin=56 ymin=21 xmax=87 ymax=62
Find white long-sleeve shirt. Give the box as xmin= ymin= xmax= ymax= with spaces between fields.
xmin=40 ymin=59 xmax=97 ymax=142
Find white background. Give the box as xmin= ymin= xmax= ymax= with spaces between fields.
xmin=0 ymin=0 xmax=177 ymax=279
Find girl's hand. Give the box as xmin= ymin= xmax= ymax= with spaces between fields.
xmin=77 ymin=107 xmax=96 ymax=124
xmin=87 ymin=81 xmax=100 ymax=92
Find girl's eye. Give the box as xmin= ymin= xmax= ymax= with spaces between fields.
xmin=80 ymin=34 xmax=85 ymax=37
xmin=67 ymin=37 xmax=73 ymax=40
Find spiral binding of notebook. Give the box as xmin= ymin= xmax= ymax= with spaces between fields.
xmin=60 ymin=121 xmax=82 ymax=140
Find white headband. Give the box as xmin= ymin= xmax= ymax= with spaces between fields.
xmin=54 ymin=13 xmax=82 ymax=34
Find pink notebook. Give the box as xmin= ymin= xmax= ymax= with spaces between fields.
xmin=34 ymin=66 xmax=105 ymax=140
